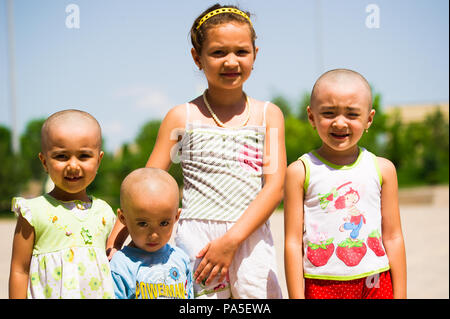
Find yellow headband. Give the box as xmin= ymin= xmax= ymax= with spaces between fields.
xmin=196 ymin=8 xmax=252 ymax=30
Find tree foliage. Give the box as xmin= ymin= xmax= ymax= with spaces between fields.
xmin=19 ymin=119 xmax=46 ymax=180
xmin=0 ymin=92 xmax=448 ymax=214
xmin=0 ymin=126 xmax=23 ymax=211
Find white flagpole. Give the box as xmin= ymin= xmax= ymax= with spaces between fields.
xmin=314 ymin=0 xmax=324 ymax=77
xmin=6 ymin=0 xmax=18 ymax=154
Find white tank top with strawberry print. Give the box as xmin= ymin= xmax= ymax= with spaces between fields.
xmin=300 ymin=147 xmax=390 ymax=280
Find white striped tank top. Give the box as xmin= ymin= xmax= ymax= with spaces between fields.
xmin=178 ymin=102 xmax=268 ymax=222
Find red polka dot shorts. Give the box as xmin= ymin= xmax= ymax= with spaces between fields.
xmin=305 ymin=270 xmax=393 ymax=299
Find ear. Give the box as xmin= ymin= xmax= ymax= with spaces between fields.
xmin=98 ymin=150 xmax=104 ymax=163
xmin=175 ymin=208 xmax=181 ymax=222
xmin=38 ymin=152 xmax=48 ymax=173
xmin=306 ymin=106 xmax=315 ymax=128
xmin=191 ymin=48 xmax=202 ymax=70
xmin=253 ymin=46 xmax=259 ymax=61
xmin=117 ymin=208 xmax=127 ymax=226
xmin=366 ymin=109 xmax=376 ymax=130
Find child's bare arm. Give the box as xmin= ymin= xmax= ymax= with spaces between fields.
xmin=106 ymin=216 xmax=129 ymax=260
xmin=284 ymin=160 xmax=306 ymax=298
xmin=194 ymin=103 xmax=287 ymax=284
xmin=145 ymin=105 xmax=186 ymax=170
xmin=378 ymin=157 xmax=407 ymax=299
xmin=9 ymin=214 xmax=34 ymax=299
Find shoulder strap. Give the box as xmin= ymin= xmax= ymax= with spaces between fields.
xmin=262 ymin=101 xmax=269 ymax=126
xmin=185 ymin=102 xmax=190 ymax=129
xmin=298 ymin=154 xmax=310 ymax=195
xmin=367 ymin=150 xmax=383 ymax=187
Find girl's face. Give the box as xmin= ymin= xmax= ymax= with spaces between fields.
xmin=39 ymin=122 xmax=103 ymax=202
xmin=307 ymin=80 xmax=375 ymax=157
xmin=192 ymin=22 xmax=258 ymax=91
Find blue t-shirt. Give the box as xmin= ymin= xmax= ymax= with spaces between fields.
xmin=110 ymin=244 xmax=194 ymax=299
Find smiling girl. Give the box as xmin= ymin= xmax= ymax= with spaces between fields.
xmin=107 ymin=4 xmax=286 ymax=299
xmin=284 ymin=69 xmax=406 ymax=299
xmin=9 ymin=110 xmax=116 ymax=299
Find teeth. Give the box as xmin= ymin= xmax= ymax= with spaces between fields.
xmin=330 ymin=133 xmax=350 ymax=139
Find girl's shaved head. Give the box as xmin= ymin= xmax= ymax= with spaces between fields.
xmin=41 ymin=109 xmax=102 ymax=152
xmin=310 ymin=69 xmax=372 ymax=109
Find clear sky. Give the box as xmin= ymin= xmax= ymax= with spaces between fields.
xmin=1 ymin=0 xmax=448 ymax=152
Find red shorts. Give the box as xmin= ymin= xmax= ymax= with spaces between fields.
xmin=305 ymin=270 xmax=393 ymax=299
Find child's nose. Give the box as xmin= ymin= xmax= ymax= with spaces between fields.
xmin=148 ymin=230 xmax=159 ymax=239
xmin=67 ymin=157 xmax=80 ymax=171
xmin=332 ymin=115 xmax=348 ymax=128
xmin=224 ymin=53 xmax=238 ymax=67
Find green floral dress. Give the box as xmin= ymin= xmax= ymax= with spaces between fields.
xmin=12 ymin=194 xmax=116 ymax=299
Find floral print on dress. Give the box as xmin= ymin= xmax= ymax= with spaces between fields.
xmin=13 ymin=195 xmax=116 ymax=299
xmin=28 ymin=247 xmax=115 ymax=299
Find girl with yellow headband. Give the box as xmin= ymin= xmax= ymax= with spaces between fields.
xmin=107 ymin=3 xmax=286 ymax=299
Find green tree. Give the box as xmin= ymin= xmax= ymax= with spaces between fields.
xmin=272 ymin=95 xmax=292 ymax=118
xmin=384 ymin=109 xmax=403 ymax=168
xmin=297 ymin=92 xmax=310 ymax=121
xmin=0 ymin=126 xmax=23 ymax=212
xmin=134 ymin=120 xmax=184 ymax=186
xmin=19 ymin=118 xmax=46 ymax=181
xmin=284 ymin=116 xmax=321 ymax=164
xmin=385 ymin=107 xmax=449 ymax=186
xmin=420 ymin=108 xmax=449 ymax=184
xmin=359 ymin=93 xmax=387 ymax=156
xmin=87 ymin=150 xmax=121 ymax=209
xmin=134 ymin=120 xmax=162 ymax=167
xmin=88 ymin=119 xmax=183 ymax=209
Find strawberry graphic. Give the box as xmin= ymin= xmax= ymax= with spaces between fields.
xmin=367 ymin=229 xmax=386 ymax=257
xmin=318 ymin=188 xmax=338 ymax=209
xmin=307 ymin=238 xmax=334 ymax=267
xmin=336 ymin=238 xmax=367 ymax=267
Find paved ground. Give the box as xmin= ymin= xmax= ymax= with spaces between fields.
xmin=1 ymin=186 xmax=448 ymax=299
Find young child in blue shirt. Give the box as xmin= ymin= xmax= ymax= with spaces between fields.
xmin=109 ymin=168 xmax=193 ymax=299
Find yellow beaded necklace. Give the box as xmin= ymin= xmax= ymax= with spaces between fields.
xmin=202 ymin=90 xmax=251 ymax=129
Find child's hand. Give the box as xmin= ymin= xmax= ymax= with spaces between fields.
xmin=194 ymin=235 xmax=238 ymax=285
xmin=106 ymin=247 xmax=118 ymax=261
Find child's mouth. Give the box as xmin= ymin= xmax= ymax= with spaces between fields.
xmin=331 ymin=132 xmax=350 ymax=139
xmin=65 ymin=176 xmax=82 ymax=181
xmin=221 ymin=72 xmax=240 ymax=78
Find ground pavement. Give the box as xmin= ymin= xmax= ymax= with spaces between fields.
xmin=0 ymin=186 xmax=448 ymax=299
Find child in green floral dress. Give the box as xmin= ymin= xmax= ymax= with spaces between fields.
xmin=9 ymin=109 xmax=116 ymax=299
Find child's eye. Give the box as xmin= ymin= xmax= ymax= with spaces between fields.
xmin=79 ymin=153 xmax=93 ymax=159
xmin=212 ymin=50 xmax=225 ymax=56
xmin=236 ymin=50 xmax=249 ymax=56
xmin=160 ymin=221 xmax=170 ymax=227
xmin=321 ymin=112 xmax=335 ymax=117
xmin=347 ymin=113 xmax=360 ymax=118
xmin=54 ymin=154 xmax=68 ymax=160
xmin=137 ymin=222 xmax=148 ymax=227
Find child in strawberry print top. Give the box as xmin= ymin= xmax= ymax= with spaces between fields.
xmin=284 ymin=69 xmax=407 ymax=299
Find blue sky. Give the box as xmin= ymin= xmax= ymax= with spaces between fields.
xmin=1 ymin=0 xmax=448 ymax=152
